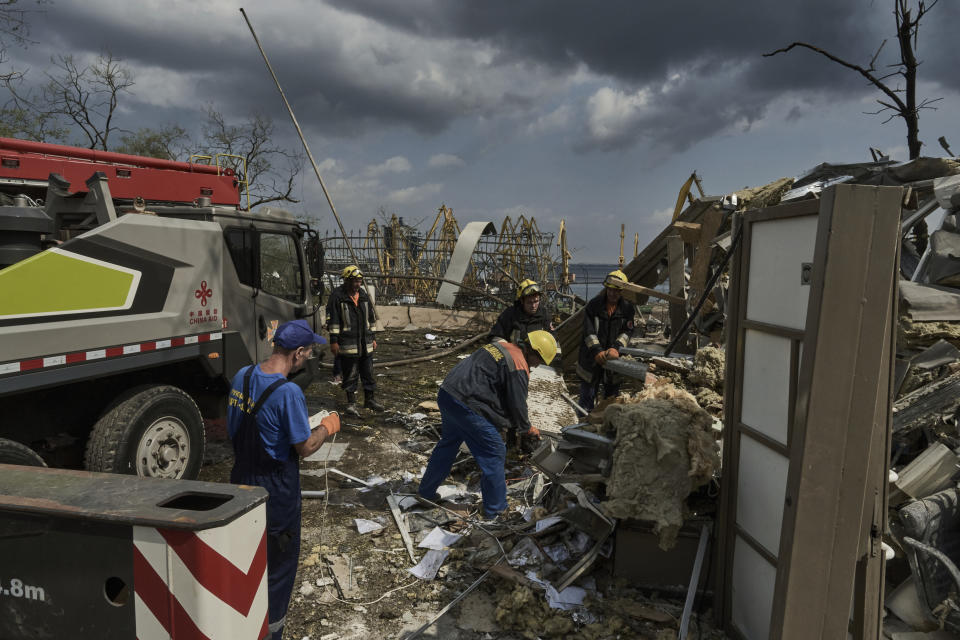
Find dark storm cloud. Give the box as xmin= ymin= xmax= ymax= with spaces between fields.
xmin=325 ymin=0 xmax=960 ymax=149
xmin=9 ymin=3 xmax=489 ymax=137
xmin=9 ymin=0 xmax=958 ymax=154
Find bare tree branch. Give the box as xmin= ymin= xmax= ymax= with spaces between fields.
xmin=764 ymin=0 xmax=942 ymax=159
xmin=763 ymin=41 xmax=908 ymax=114
xmin=201 ymin=107 xmax=303 ymax=208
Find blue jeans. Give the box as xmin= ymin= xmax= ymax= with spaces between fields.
xmin=418 ymin=389 xmax=508 ymax=518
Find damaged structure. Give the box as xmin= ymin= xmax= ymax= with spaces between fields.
xmin=4 ymin=149 xmax=960 ymax=640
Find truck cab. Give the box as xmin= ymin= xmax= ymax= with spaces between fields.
xmin=0 ymin=138 xmax=324 ymax=479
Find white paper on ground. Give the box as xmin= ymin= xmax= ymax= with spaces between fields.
xmin=425 ymin=333 xmax=437 ymax=340
xmin=543 ymin=543 xmax=570 ymax=564
xmin=545 ymin=584 xmax=586 ymax=610
xmin=355 ymin=518 xmax=384 ymax=534
xmin=365 ymin=475 xmax=387 ymax=486
xmin=408 ymin=549 xmax=449 ymax=580
xmin=418 ymin=526 xmax=462 ymax=550
xmin=534 ymin=516 xmax=564 ymax=533
xmin=568 ymin=530 xmax=592 ymax=554
xmin=507 ymin=537 xmax=545 ymax=567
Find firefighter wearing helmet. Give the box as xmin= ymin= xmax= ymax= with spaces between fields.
xmin=576 ymin=269 xmax=636 ymax=410
xmin=417 ymin=330 xmax=557 ymax=522
xmin=326 ymin=265 xmax=382 ymax=416
xmin=488 ymin=278 xmax=556 ymax=347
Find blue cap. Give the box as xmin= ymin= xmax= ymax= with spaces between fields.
xmin=274 ymin=319 xmax=327 ymax=349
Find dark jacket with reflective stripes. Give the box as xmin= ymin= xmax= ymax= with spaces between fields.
xmin=576 ymin=292 xmax=636 ymax=382
xmin=441 ymin=341 xmax=531 ymax=431
xmin=488 ymin=302 xmax=554 ymax=345
xmin=326 ymin=284 xmax=376 ymax=356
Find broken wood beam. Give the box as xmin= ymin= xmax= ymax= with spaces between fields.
xmin=386 ymin=494 xmax=418 ymax=563
xmin=617 ymin=280 xmax=685 ymax=305
xmin=893 ymin=369 xmax=960 ymax=434
xmin=668 ymin=235 xmax=692 ymax=354
xmin=673 ymin=221 xmax=702 ymax=245
xmin=689 ymin=207 xmax=725 ymax=300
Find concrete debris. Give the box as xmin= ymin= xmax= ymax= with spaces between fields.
xmin=601 ymin=381 xmax=719 ymax=549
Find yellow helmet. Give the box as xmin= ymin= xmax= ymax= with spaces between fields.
xmin=516 ymin=278 xmax=542 ymax=300
xmin=604 ymin=269 xmax=628 ymax=289
xmin=342 ymin=265 xmax=363 ymax=280
xmin=525 ymin=329 xmax=558 ymax=366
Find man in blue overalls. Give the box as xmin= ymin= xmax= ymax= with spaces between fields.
xmin=228 ymin=319 xmax=341 ymax=640
xmin=417 ymin=330 xmax=557 ymax=521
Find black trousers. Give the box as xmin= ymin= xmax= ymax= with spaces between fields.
xmin=341 ymin=353 xmax=375 ymax=394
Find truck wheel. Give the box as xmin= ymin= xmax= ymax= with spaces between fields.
xmin=0 ymin=438 xmax=46 ymax=467
xmin=85 ymin=385 xmax=206 ymax=480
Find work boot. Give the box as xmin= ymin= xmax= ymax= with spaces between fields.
xmin=365 ymin=392 xmax=385 ymax=412
xmin=345 ymin=392 xmax=360 ymax=417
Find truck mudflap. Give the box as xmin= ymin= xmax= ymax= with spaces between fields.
xmin=0 ymin=331 xmax=223 ymax=397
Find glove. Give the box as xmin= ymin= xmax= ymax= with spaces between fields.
xmin=605 ymin=348 xmax=620 ymax=360
xmin=527 ymin=426 xmax=541 ymax=439
xmin=594 ymin=351 xmax=607 ymax=365
xmin=320 ymin=413 xmax=341 ymax=436
xmin=330 ymin=342 xmax=340 ymax=356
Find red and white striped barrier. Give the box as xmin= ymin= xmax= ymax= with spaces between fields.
xmin=133 ymin=504 xmax=268 ymax=640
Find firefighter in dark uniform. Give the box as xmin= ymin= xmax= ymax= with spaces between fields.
xmin=227 ymin=319 xmax=341 ymax=640
xmin=417 ymin=330 xmax=557 ymax=520
xmin=327 ymin=265 xmax=383 ymax=416
xmin=489 ymin=278 xmax=556 ymax=345
xmin=577 ymin=269 xmax=636 ymax=411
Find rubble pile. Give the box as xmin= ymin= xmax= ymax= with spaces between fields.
xmin=600 ymin=382 xmax=719 ymax=549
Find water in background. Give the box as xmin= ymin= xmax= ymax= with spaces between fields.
xmin=567 ymin=263 xmax=622 ymax=301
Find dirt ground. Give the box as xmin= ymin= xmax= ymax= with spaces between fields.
xmin=200 ymin=328 xmax=726 ymax=640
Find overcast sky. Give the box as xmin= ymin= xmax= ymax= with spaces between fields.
xmin=7 ymin=0 xmax=959 ymax=261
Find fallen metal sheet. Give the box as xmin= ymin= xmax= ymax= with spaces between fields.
xmin=934 ymin=174 xmax=960 ymax=210
xmin=435 ymin=221 xmax=496 ymax=307
xmin=926 ymin=229 xmax=960 ymax=285
xmin=304 ymin=442 xmax=349 ymax=463
xmin=893 ymin=443 xmax=960 ymax=501
xmin=911 ymin=339 xmax=960 ymax=371
xmin=899 ymin=281 xmax=960 ymax=322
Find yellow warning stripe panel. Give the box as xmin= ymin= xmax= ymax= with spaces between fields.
xmin=0 ymin=249 xmax=139 ymax=317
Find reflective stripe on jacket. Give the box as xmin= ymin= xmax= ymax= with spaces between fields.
xmin=576 ymin=293 xmax=636 ymax=382
xmin=441 ymin=341 xmax=531 ymax=431
xmin=326 ymin=284 xmax=376 ymax=356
